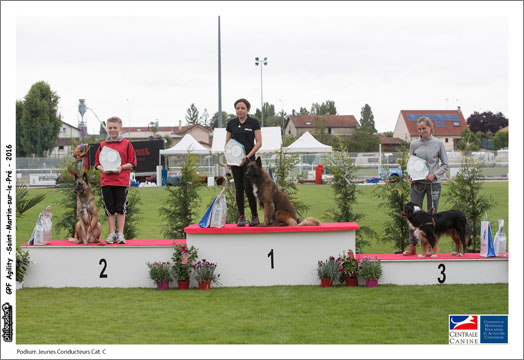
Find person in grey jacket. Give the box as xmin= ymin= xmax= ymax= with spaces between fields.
xmin=403 ymin=116 xmax=449 ymax=256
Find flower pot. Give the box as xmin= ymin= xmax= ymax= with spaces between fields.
xmin=198 ymin=280 xmax=212 ymax=290
xmin=177 ymin=280 xmax=190 ymax=290
xmin=156 ymin=280 xmax=169 ymax=290
xmin=365 ymin=278 xmax=379 ymax=287
xmin=320 ymin=278 xmax=333 ymax=288
xmin=345 ymin=277 xmax=358 ymax=287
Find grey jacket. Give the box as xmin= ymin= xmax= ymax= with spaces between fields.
xmin=409 ymin=135 xmax=448 ymax=183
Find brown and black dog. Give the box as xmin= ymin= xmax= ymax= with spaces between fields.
xmin=245 ymin=156 xmax=319 ymax=227
xmin=68 ymin=173 xmax=103 ymax=245
xmin=401 ymin=202 xmax=470 ymax=257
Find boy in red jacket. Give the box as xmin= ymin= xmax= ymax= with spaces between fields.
xmin=95 ymin=116 xmax=137 ymax=244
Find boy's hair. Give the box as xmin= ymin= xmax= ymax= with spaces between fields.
xmin=107 ymin=116 xmax=123 ymax=126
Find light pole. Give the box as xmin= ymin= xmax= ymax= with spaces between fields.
xmin=255 ymin=57 xmax=268 ymax=127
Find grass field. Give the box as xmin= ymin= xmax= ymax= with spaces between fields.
xmin=17 ymin=181 xmax=509 ymax=254
xmin=16 ymin=284 xmax=508 ymax=344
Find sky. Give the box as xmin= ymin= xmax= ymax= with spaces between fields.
xmin=5 ymin=2 xmax=519 ymax=135
xmin=1 ymin=2 xmax=523 ymax=359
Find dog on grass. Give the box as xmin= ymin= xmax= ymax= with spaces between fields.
xmin=67 ymin=173 xmax=102 ymax=245
xmin=245 ymin=157 xmax=320 ymax=227
xmin=401 ymin=202 xmax=470 ymax=258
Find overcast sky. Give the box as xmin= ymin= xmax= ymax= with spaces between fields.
xmin=5 ymin=2 xmax=520 ymax=135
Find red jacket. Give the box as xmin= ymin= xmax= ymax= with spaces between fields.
xmin=95 ymin=137 xmax=137 ymax=187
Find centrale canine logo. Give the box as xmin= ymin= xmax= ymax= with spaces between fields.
xmin=449 ymin=315 xmax=478 ymax=330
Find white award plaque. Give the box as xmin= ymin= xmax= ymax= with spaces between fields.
xmin=99 ymin=146 xmax=121 ymax=171
xmin=407 ymin=155 xmax=430 ymax=181
xmin=224 ymin=139 xmax=246 ymax=166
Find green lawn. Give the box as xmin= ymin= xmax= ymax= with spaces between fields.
xmin=17 ymin=182 xmax=508 ymax=254
xmin=16 ymin=284 xmax=508 ymax=344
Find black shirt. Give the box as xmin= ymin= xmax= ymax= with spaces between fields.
xmin=226 ymin=116 xmax=261 ymax=161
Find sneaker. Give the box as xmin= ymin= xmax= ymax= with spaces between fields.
xmin=116 ymin=232 xmax=126 ymax=244
xmin=249 ymin=216 xmax=260 ymax=227
xmin=105 ymin=232 xmax=116 ymax=244
xmin=237 ymin=215 xmax=246 ymax=227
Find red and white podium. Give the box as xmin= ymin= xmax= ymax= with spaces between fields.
xmin=19 ymin=222 xmax=508 ymax=288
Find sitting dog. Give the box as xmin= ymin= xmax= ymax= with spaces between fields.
xmin=245 ymin=157 xmax=320 ymax=227
xmin=401 ymin=202 xmax=470 ymax=257
xmin=67 ymin=173 xmax=102 ymax=245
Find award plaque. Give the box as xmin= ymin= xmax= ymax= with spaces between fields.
xmin=99 ymin=146 xmax=121 ymax=172
xmin=407 ymin=155 xmax=430 ymax=181
xmin=224 ymin=139 xmax=246 ymax=166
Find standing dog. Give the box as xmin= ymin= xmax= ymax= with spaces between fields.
xmin=68 ymin=173 xmax=102 ymax=245
xmin=245 ymin=157 xmax=319 ymax=227
xmin=401 ymin=202 xmax=470 ymax=257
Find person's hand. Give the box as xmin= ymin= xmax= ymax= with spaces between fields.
xmin=408 ymin=175 xmax=414 ymax=184
xmin=425 ymin=173 xmax=436 ymax=182
xmin=238 ymin=156 xmax=247 ymax=167
xmin=114 ymin=166 xmax=122 ymax=174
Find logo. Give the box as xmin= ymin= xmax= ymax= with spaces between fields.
xmin=2 ymin=303 xmax=13 ymax=342
xmin=449 ymin=315 xmax=508 ymax=344
xmin=449 ymin=315 xmax=478 ymax=330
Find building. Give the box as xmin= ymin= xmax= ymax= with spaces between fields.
xmin=121 ymin=122 xmax=213 ymax=147
xmin=48 ymin=121 xmax=81 ymax=157
xmin=284 ymin=115 xmax=358 ymax=138
xmin=392 ymin=110 xmax=468 ymax=151
xmin=379 ymin=135 xmax=408 ymax=152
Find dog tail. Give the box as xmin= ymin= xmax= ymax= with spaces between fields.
xmin=298 ymin=217 xmax=320 ymax=226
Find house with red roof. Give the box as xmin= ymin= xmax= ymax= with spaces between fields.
xmin=121 ymin=122 xmax=212 ymax=147
xmin=392 ymin=110 xmax=468 ymax=151
xmin=284 ymin=115 xmax=358 ymax=138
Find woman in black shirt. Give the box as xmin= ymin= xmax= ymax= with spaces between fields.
xmin=225 ymin=98 xmax=262 ymax=226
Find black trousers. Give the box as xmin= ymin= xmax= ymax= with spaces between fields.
xmin=231 ymin=164 xmax=258 ymax=218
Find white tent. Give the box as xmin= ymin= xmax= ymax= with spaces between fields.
xmin=211 ymin=127 xmax=282 ymax=154
xmin=284 ymin=131 xmax=332 ymax=153
xmin=159 ymin=134 xmax=210 ymax=155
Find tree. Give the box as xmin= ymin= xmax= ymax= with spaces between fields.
xmin=446 ymin=150 xmax=495 ymax=252
xmin=185 ymin=103 xmax=200 ymax=125
xmin=326 ymin=146 xmax=374 ymax=251
xmin=383 ymin=131 xmax=394 ymax=137
xmin=344 ymin=127 xmax=380 ymax=152
xmin=16 ymin=81 xmax=61 ymax=157
xmin=255 ymin=102 xmax=281 ymax=127
xmin=272 ymin=147 xmax=309 ymax=218
xmin=200 ymin=108 xmax=210 ymax=127
xmin=457 ymin=129 xmax=480 ymax=152
xmin=159 ymin=152 xmax=202 ymax=239
xmin=359 ymin=104 xmax=376 ymax=133
xmin=493 ymin=130 xmax=508 ymax=149
xmin=310 ymin=100 xmax=337 ymax=115
xmin=373 ymin=144 xmax=411 ymax=253
xmin=297 ymin=107 xmax=310 ymax=115
xmin=210 ymin=111 xmax=235 ymax=128
xmin=467 ymin=111 xmax=508 ymax=134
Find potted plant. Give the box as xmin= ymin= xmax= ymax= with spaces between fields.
xmin=339 ymin=250 xmax=359 ymax=286
xmin=16 ymin=247 xmax=32 ymax=289
xmin=359 ymin=256 xmax=383 ymax=287
xmin=193 ymin=259 xmax=220 ymax=290
xmin=317 ymin=256 xmax=340 ymax=287
xmin=146 ymin=261 xmax=172 ymax=290
xmin=171 ymin=244 xmax=198 ymax=289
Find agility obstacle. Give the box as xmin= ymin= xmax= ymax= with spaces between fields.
xmin=20 ymin=222 xmax=507 ymax=288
